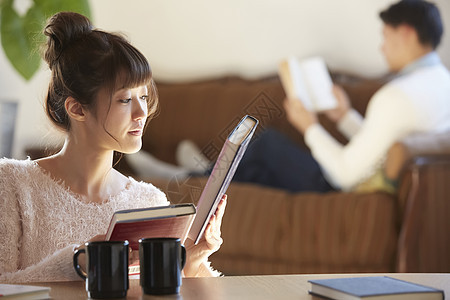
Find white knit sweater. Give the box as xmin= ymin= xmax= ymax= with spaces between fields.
xmin=0 ymin=158 xmax=169 ymax=283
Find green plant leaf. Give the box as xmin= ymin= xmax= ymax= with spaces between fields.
xmin=0 ymin=0 xmax=13 ymax=9
xmin=34 ymin=0 xmax=91 ymax=20
xmin=0 ymin=0 xmax=91 ymax=81
xmin=1 ymin=2 xmax=41 ymax=80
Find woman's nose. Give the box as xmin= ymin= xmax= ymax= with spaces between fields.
xmin=133 ymin=98 xmax=148 ymax=121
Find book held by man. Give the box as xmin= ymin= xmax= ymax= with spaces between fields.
xmin=308 ymin=276 xmax=444 ymax=300
xmin=188 ymin=115 xmax=259 ymax=244
xmin=105 ymin=203 xmax=196 ymax=250
xmin=278 ymin=55 xmax=337 ymax=112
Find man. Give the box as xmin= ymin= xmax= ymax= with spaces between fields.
xmin=237 ymin=0 xmax=450 ymax=192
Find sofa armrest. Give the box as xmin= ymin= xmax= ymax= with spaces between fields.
xmin=396 ymin=154 xmax=450 ymax=272
xmin=384 ymin=131 xmax=450 ymax=181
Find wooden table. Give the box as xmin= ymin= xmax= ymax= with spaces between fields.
xmin=32 ymin=273 xmax=449 ymax=299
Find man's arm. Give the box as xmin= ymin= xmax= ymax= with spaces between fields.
xmin=325 ymin=85 xmax=364 ymax=139
xmin=305 ymin=85 xmax=418 ymax=190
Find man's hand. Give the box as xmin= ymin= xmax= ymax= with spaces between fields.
xmin=323 ymin=85 xmax=351 ymax=123
xmin=283 ymin=97 xmax=318 ymax=135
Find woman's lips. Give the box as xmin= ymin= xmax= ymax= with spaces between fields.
xmin=128 ymin=129 xmax=143 ymax=136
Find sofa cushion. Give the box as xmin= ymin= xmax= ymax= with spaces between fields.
xmin=151 ymin=177 xmax=398 ymax=275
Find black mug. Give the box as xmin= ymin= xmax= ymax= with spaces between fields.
xmin=139 ymin=238 xmax=186 ymax=295
xmin=73 ymin=240 xmax=129 ymax=299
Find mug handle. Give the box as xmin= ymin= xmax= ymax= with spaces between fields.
xmin=73 ymin=248 xmax=87 ymax=280
xmin=180 ymin=245 xmax=186 ymax=270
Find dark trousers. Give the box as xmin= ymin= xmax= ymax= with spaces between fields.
xmin=233 ymin=128 xmax=335 ymax=193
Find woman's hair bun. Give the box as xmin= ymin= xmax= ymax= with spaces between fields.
xmin=43 ymin=12 xmax=93 ymax=69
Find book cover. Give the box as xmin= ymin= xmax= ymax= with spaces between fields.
xmin=278 ymin=56 xmax=337 ymax=112
xmin=0 ymin=283 xmax=50 ymax=299
xmin=128 ymin=262 xmax=140 ymax=279
xmin=188 ymin=115 xmax=258 ymax=244
xmin=308 ymin=276 xmax=444 ymax=300
xmin=105 ymin=203 xmax=196 ymax=250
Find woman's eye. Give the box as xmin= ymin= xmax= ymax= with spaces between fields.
xmin=120 ymin=98 xmax=132 ymax=104
xmin=140 ymin=95 xmax=149 ymax=102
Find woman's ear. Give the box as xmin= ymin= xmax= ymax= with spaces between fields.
xmin=65 ymin=97 xmax=86 ymax=121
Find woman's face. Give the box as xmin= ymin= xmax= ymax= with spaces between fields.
xmin=86 ymin=84 xmax=149 ymax=154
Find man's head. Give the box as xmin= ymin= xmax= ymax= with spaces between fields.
xmin=379 ymin=0 xmax=443 ymax=71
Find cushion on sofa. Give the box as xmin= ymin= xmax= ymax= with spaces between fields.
xmin=150 ymin=176 xmax=398 ymax=275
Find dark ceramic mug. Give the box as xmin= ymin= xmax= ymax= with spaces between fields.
xmin=73 ymin=240 xmax=129 ymax=299
xmin=139 ymin=238 xmax=186 ymax=295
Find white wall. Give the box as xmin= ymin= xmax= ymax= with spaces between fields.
xmin=1 ymin=0 xmax=449 ymax=158
xmin=90 ymin=0 xmax=450 ymax=81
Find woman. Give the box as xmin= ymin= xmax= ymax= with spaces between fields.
xmin=0 ymin=11 xmax=225 ymax=283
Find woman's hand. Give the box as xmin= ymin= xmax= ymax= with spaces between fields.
xmin=75 ymin=234 xmax=106 ymax=252
xmin=283 ymin=97 xmax=318 ymax=135
xmin=74 ymin=234 xmax=107 ymax=272
xmin=183 ymin=194 xmax=227 ymax=277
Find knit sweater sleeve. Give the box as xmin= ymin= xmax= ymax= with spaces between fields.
xmin=0 ymin=162 xmax=22 ymax=278
xmin=0 ymin=161 xmax=81 ymax=283
xmin=0 ymin=245 xmax=81 ymax=283
xmin=336 ymin=108 xmax=364 ymax=139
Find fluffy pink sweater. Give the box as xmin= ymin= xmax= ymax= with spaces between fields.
xmin=0 ymin=158 xmax=169 ymax=283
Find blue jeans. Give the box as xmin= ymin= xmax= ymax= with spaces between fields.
xmin=233 ymin=128 xmax=335 ymax=193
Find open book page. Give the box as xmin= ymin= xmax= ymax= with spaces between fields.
xmin=279 ymin=57 xmax=314 ymax=110
xmin=279 ymin=56 xmax=337 ymax=112
xmin=300 ymin=56 xmax=337 ymax=111
xmin=188 ymin=115 xmax=258 ymax=244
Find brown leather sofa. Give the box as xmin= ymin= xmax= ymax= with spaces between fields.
xmin=117 ymin=73 xmax=450 ymax=275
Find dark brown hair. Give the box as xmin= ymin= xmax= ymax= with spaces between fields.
xmin=380 ymin=0 xmax=443 ymax=49
xmin=42 ymin=11 xmax=158 ymax=131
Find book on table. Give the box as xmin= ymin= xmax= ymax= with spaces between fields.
xmin=278 ymin=55 xmax=337 ymax=112
xmin=308 ymin=276 xmax=444 ymax=300
xmin=0 ymin=283 xmax=50 ymax=300
xmin=188 ymin=114 xmax=259 ymax=244
xmin=105 ymin=203 xmax=196 ymax=250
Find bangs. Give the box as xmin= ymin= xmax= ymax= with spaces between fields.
xmin=109 ymin=36 xmax=159 ymax=120
xmin=114 ymin=40 xmax=153 ymax=89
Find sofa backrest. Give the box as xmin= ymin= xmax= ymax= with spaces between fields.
xmin=143 ymin=73 xmax=386 ymax=165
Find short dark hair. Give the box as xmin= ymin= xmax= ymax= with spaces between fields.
xmin=379 ymin=0 xmax=443 ymax=49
